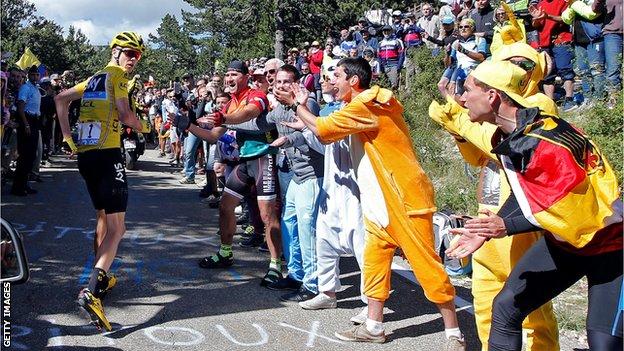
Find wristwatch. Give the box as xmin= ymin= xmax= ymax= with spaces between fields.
xmin=290 ymin=101 xmax=301 ymax=111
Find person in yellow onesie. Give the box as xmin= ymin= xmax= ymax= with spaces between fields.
xmin=275 ymin=57 xmax=465 ymax=349
xmin=429 ymin=42 xmax=559 ymax=350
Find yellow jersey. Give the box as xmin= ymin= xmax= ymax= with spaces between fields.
xmin=74 ymin=63 xmax=129 ymax=152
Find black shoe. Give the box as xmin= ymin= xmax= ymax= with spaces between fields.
xmin=10 ymin=188 xmax=28 ymax=196
xmin=28 ymin=174 xmax=43 ymax=182
xmin=280 ymin=286 xmax=316 ymax=303
xmin=266 ymin=276 xmax=302 ymax=291
xmin=199 ymin=187 xmax=211 ymax=198
xmin=258 ymin=241 xmax=269 ymax=252
xmin=260 ymin=268 xmax=282 ymax=287
xmin=198 ymin=252 xmax=233 ymax=269
xmin=239 ymin=233 xmax=264 ymax=248
xmin=236 ymin=212 xmax=250 ymax=225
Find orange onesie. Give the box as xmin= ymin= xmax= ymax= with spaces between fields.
xmin=316 ymin=86 xmax=456 ymax=304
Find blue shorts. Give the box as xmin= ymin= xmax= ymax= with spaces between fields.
xmin=543 ymin=44 xmax=575 ymax=83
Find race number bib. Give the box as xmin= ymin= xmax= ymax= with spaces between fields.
xmin=77 ymin=122 xmax=102 ymax=146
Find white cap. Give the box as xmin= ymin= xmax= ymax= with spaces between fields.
xmin=392 ymin=10 xmax=402 ymax=16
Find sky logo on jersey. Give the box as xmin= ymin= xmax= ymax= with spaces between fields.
xmin=84 ymin=73 xmax=108 ymax=100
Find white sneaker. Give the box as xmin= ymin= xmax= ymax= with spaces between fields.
xmin=350 ymin=306 xmax=368 ymax=324
xmin=299 ymin=293 xmax=337 ymax=310
xmin=234 ymin=205 xmax=243 ymax=215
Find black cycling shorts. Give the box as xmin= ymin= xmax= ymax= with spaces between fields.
xmin=77 ymin=148 xmax=128 ymax=214
xmin=224 ymin=154 xmax=277 ymax=201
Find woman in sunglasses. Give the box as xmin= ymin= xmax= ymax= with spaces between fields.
xmin=54 ymin=31 xmax=145 ymax=332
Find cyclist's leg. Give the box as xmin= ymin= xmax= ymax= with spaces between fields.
xmin=94 ymin=212 xmax=126 ymax=271
xmin=94 ymin=209 xmax=106 ymax=255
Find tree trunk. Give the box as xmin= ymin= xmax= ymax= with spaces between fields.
xmin=274 ymin=0 xmax=284 ymax=60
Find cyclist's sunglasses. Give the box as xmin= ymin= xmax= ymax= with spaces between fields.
xmin=122 ymin=49 xmax=142 ymax=60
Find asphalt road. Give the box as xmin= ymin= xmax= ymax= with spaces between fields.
xmin=1 ymin=148 xmax=583 ymax=351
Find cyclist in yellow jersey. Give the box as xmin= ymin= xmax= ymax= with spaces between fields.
xmin=54 ymin=31 xmax=144 ymax=332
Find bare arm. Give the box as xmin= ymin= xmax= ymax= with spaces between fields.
xmin=115 ymin=97 xmax=143 ymax=132
xmin=54 ymin=87 xmax=83 ymax=139
xmin=188 ymin=124 xmax=227 ymax=143
xmin=223 ymin=104 xmax=263 ymax=124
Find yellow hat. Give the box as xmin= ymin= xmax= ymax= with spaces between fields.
xmin=470 ymin=60 xmax=531 ymax=107
xmin=492 ymin=42 xmax=547 ymax=97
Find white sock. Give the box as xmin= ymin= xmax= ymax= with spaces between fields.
xmin=365 ymin=318 xmax=384 ymax=335
xmin=445 ymin=327 xmax=463 ymax=340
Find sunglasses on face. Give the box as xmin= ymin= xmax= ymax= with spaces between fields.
xmin=459 ymin=25 xmax=472 ymax=29
xmin=266 ymin=69 xmax=277 ymax=75
xmin=121 ymin=49 xmax=142 ymax=60
xmin=509 ymin=59 xmax=536 ymax=71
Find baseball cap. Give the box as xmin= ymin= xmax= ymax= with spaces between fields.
xmin=392 ymin=10 xmax=402 ymax=16
xmin=252 ymin=67 xmax=266 ymax=76
xmin=311 ymin=40 xmax=320 ymax=47
xmin=442 ymin=16 xmax=455 ymax=25
xmin=358 ymin=17 xmax=367 ymax=23
xmin=39 ymin=77 xmax=51 ymax=84
xmin=470 ymin=61 xmax=531 ymax=107
xmin=50 ymin=73 xmax=61 ymax=80
xmin=227 ymin=60 xmax=249 ymax=75
xmin=322 ymin=59 xmax=340 ymax=77
xmin=332 ymin=46 xmax=346 ymax=58
xmin=382 ymin=24 xmax=393 ymax=31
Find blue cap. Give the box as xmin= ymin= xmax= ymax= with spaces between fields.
xmin=442 ymin=16 xmax=455 ymax=25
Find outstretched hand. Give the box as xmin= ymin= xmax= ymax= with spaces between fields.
xmin=270 ymin=135 xmax=289 ymax=147
xmin=291 ymin=83 xmax=309 ymax=106
xmin=280 ymin=118 xmax=305 ymax=131
xmin=445 ymin=228 xmax=487 ymax=259
xmin=464 ymin=209 xmax=508 ymax=239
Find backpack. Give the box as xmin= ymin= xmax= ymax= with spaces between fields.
xmin=433 ymin=211 xmax=472 ymax=276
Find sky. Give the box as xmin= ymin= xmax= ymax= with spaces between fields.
xmin=31 ymin=0 xmax=196 ymax=45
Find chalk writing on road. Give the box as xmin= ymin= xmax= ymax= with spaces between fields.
xmin=14 ymin=321 xmax=343 ymax=349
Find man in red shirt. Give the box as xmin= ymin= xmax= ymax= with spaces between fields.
xmin=529 ymin=0 xmax=577 ymax=111
xmin=308 ymin=40 xmax=324 ymax=102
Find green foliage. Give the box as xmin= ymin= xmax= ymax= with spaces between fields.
xmin=568 ymin=93 xmax=624 ymax=184
xmin=1 ymin=0 xmax=37 ymax=43
xmin=1 ymin=0 xmax=102 ymax=79
xmin=399 ymin=47 xmax=477 ymax=214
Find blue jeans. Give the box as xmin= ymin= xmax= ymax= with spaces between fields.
xmin=183 ymin=132 xmax=201 ymax=180
xmin=281 ymin=177 xmax=322 ymax=293
xmin=604 ymin=33 xmax=623 ymax=92
xmin=574 ymin=41 xmax=606 ymax=100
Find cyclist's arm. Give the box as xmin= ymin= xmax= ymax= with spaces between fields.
xmin=116 ymin=97 xmax=143 ymax=131
xmin=54 ymin=87 xmax=83 ymax=139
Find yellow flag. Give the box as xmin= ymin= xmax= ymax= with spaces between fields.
xmin=15 ymin=47 xmax=41 ymax=70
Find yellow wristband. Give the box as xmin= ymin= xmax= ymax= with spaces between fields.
xmin=63 ymin=137 xmax=78 ymax=153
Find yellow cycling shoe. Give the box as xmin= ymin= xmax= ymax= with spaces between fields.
xmin=77 ymin=288 xmax=112 ymax=332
